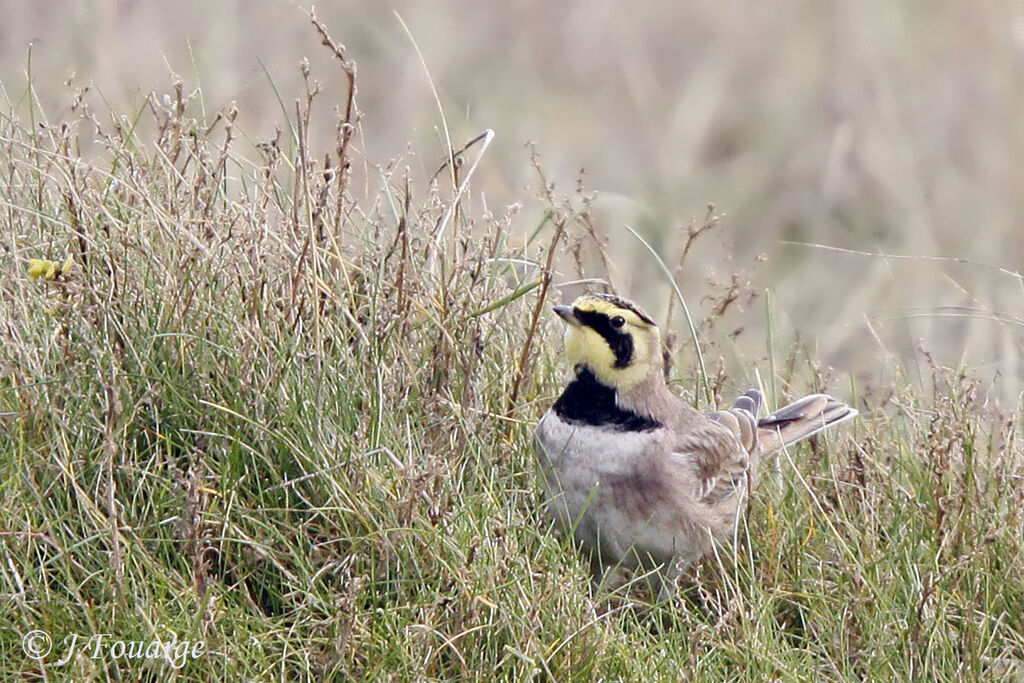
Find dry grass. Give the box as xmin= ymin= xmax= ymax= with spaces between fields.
xmin=1 ymin=13 xmax=1023 ymax=682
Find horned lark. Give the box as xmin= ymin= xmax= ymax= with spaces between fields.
xmin=534 ymin=293 xmax=856 ymax=600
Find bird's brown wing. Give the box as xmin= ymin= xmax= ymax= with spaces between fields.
xmin=681 ymin=390 xmax=761 ymax=503
xmin=670 ymin=428 xmax=750 ymax=505
xmin=704 ymin=389 xmax=761 ymax=452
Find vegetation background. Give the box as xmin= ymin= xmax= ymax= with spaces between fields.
xmin=1 ymin=1 xmax=1023 ymax=680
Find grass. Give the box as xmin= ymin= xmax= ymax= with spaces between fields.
xmin=2 ymin=19 xmax=1024 ymax=681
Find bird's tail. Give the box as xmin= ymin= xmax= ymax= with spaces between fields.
xmin=754 ymin=393 xmax=857 ymax=455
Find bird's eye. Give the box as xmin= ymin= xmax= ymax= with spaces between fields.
xmin=610 ymin=315 xmax=626 ymax=329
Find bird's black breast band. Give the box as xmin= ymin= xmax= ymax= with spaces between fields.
xmin=553 ymin=367 xmax=661 ymax=431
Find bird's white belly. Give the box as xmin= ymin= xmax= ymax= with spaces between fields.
xmin=534 ymin=411 xmax=698 ymax=567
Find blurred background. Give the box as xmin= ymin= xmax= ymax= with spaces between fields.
xmin=2 ymin=0 xmax=1022 ymax=400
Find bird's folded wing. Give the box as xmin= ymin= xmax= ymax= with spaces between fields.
xmin=704 ymin=389 xmax=761 ymax=453
xmin=671 ymin=422 xmax=751 ymax=504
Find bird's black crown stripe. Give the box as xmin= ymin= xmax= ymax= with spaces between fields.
xmin=574 ymin=308 xmax=634 ymax=368
xmin=588 ymin=294 xmax=656 ymax=325
xmin=553 ymin=367 xmax=661 ymax=431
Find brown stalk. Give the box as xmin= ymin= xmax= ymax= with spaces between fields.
xmin=310 ymin=11 xmax=359 ymax=228
xmin=506 ymin=217 xmax=567 ymax=421
xmin=664 ymin=203 xmax=719 ymax=333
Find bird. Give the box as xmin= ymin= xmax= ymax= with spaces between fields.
xmin=533 ymin=292 xmax=857 ymax=601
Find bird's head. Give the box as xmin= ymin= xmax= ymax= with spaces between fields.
xmin=554 ymin=293 xmax=662 ymax=390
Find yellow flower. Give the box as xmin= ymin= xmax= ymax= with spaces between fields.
xmin=27 ymin=257 xmax=73 ymax=281
xmin=27 ymin=259 xmax=51 ymax=280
